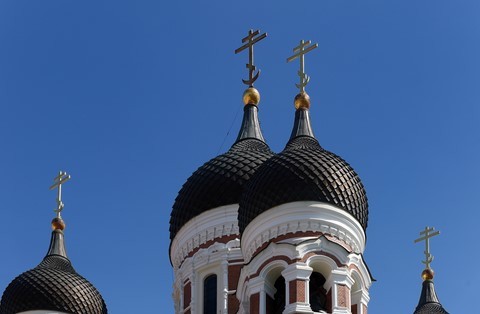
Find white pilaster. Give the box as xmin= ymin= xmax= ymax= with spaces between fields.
xmin=329 ymin=269 xmax=354 ymax=314
xmin=221 ymin=260 xmax=228 ymax=314
xmin=282 ymin=263 xmax=313 ymax=314
xmin=248 ymin=276 xmax=265 ymax=314
xmin=260 ymin=287 xmax=266 ymax=314
xmin=351 ymin=289 xmax=370 ymax=314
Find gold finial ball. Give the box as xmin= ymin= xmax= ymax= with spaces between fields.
xmin=422 ymin=268 xmax=434 ymax=281
xmin=51 ymin=217 xmax=66 ymax=231
xmin=294 ymin=92 xmax=311 ymax=110
xmin=243 ymin=87 xmax=260 ymax=106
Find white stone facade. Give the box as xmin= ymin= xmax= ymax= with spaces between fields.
xmin=170 ymin=201 xmax=372 ymax=314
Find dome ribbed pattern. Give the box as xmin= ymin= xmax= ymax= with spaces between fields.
xmin=414 ymin=303 xmax=449 ymax=314
xmin=239 ymin=136 xmax=368 ymax=232
xmin=414 ymin=280 xmax=449 ymax=314
xmin=170 ymin=138 xmax=274 ymax=241
xmin=0 ymin=255 xmax=107 ymax=314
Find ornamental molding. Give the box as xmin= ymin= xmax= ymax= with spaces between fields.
xmin=237 ymin=237 xmax=335 ymax=303
xmin=176 ymin=238 xmax=242 ymax=314
xmin=179 ymin=238 xmax=242 ymax=279
xmin=237 ymin=235 xmax=372 ymax=305
xmin=241 ymin=201 xmax=366 ymax=263
xmin=347 ymin=254 xmax=373 ymax=291
xmin=170 ymin=204 xmax=240 ymax=268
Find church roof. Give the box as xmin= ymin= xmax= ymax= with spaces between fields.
xmin=238 ymin=95 xmax=368 ymax=233
xmin=0 ymin=226 xmax=107 ymax=314
xmin=414 ymin=279 xmax=449 ymax=314
xmin=169 ymin=102 xmax=274 ymax=241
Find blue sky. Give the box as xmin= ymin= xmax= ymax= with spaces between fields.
xmin=1 ymin=1 xmax=479 ymax=313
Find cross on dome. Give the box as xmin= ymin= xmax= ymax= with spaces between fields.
xmin=235 ymin=29 xmax=267 ymax=87
xmin=414 ymin=226 xmax=440 ymax=270
xmin=287 ymin=40 xmax=318 ymax=93
xmin=49 ymin=171 xmax=71 ymax=218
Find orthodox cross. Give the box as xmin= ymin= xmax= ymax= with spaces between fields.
xmin=287 ymin=40 xmax=318 ymax=93
xmin=414 ymin=226 xmax=440 ymax=269
xmin=235 ymin=29 xmax=267 ymax=87
xmin=49 ymin=171 xmax=71 ymax=218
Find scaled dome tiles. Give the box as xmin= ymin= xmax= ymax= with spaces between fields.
xmin=170 ymin=138 xmax=274 ymax=241
xmin=239 ymin=132 xmax=368 ymax=233
xmin=0 ymin=252 xmax=107 ymax=314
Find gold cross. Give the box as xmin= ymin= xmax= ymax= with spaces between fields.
xmin=235 ymin=29 xmax=267 ymax=87
xmin=49 ymin=171 xmax=71 ymax=218
xmin=287 ymin=40 xmax=318 ymax=93
xmin=414 ymin=226 xmax=440 ymax=269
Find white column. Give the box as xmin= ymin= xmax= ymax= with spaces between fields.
xmin=352 ymin=290 xmax=369 ymax=314
xmin=190 ymin=272 xmax=196 ymax=313
xmin=222 ymin=260 xmax=228 ymax=314
xmin=248 ymin=277 xmax=265 ymax=314
xmin=282 ymin=263 xmax=313 ymax=314
xmin=172 ymin=269 xmax=182 ymax=314
xmin=328 ymin=269 xmax=354 ymax=314
xmin=260 ymin=287 xmax=266 ymax=314
xmin=178 ymin=280 xmax=183 ymax=314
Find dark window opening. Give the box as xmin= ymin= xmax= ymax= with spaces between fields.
xmin=309 ymin=272 xmax=327 ymax=312
xmin=270 ymin=276 xmax=285 ymax=314
xmin=203 ymin=274 xmax=217 ymax=314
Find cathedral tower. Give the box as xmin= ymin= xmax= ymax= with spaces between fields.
xmin=413 ymin=227 xmax=449 ymax=314
xmin=169 ymin=33 xmax=373 ymax=314
xmin=169 ymin=30 xmax=273 ymax=314
xmin=236 ymin=40 xmax=372 ymax=314
xmin=0 ymin=171 xmax=107 ymax=314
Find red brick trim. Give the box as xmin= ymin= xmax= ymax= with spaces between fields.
xmin=249 ymin=231 xmax=355 ymax=261
xmin=351 ymin=304 xmax=358 ymax=314
xmin=301 ymin=251 xmax=345 ymax=267
xmin=250 ymin=231 xmax=323 ymax=260
xmin=228 ymin=264 xmax=242 ymax=313
xmin=337 ymin=284 xmax=351 ymax=308
xmin=250 ymin=293 xmax=260 ymax=314
xmin=289 ymin=280 xmax=297 ymax=304
xmin=183 ymin=281 xmax=191 ymax=310
xmin=289 ymin=279 xmax=306 ymax=303
xmin=249 ymin=255 xmax=295 ymax=280
xmin=246 ymin=250 xmax=345 ymax=283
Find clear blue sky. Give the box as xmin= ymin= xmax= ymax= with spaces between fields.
xmin=1 ymin=1 xmax=479 ymax=313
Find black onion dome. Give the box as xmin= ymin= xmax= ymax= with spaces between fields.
xmin=170 ymin=104 xmax=274 ymax=241
xmin=239 ymin=107 xmax=368 ymax=233
xmin=414 ymin=280 xmax=449 ymax=314
xmin=0 ymin=229 xmax=107 ymax=314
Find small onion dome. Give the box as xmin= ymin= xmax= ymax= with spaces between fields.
xmin=414 ymin=270 xmax=449 ymax=314
xmin=0 ymin=221 xmax=107 ymax=314
xmin=238 ymin=93 xmax=368 ymax=233
xmin=169 ymin=93 xmax=274 ymax=242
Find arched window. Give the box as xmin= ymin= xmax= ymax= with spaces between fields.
xmin=309 ymin=272 xmax=327 ymax=312
xmin=203 ymin=274 xmax=217 ymax=314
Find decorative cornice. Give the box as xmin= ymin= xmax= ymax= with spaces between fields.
xmin=170 ymin=205 xmax=240 ymax=268
xmin=241 ymin=202 xmax=366 ymax=263
xmin=282 ymin=263 xmax=313 ymax=281
xmin=236 ymin=235 xmax=372 ymax=307
xmin=179 ymin=239 xmax=242 ymax=279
